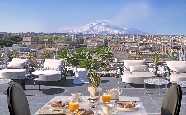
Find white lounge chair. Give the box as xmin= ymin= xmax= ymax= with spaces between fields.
xmin=121 ymin=60 xmax=154 ymax=84
xmin=32 ymin=59 xmax=65 ymax=90
xmin=0 ymin=58 xmax=28 ymax=89
xmin=6 ymin=58 xmax=28 ymax=69
xmin=166 ymin=61 xmax=186 ymax=83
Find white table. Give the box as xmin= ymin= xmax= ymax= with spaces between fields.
xmin=96 ymin=70 xmax=117 ymax=77
xmin=144 ymin=78 xmax=169 ymax=95
xmin=97 ymin=70 xmax=117 ymax=75
xmin=177 ymin=81 xmax=186 ymax=87
xmin=35 ymin=96 xmax=147 ymax=115
xmin=177 ymin=81 xmax=186 ymax=93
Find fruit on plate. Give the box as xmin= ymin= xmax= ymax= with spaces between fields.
xmin=49 ymin=100 xmax=66 ymax=108
xmin=117 ymin=101 xmax=136 ymax=108
xmin=77 ymin=108 xmax=94 ymax=115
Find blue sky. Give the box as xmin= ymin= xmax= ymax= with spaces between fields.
xmin=0 ymin=0 xmax=186 ymax=34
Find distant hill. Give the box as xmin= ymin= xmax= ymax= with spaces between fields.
xmin=63 ymin=20 xmax=145 ymax=35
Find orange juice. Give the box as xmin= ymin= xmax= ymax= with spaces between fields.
xmin=102 ymin=95 xmax=112 ymax=103
xmin=68 ymin=102 xmax=79 ymax=112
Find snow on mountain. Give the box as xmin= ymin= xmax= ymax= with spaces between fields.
xmin=64 ymin=20 xmax=144 ymax=35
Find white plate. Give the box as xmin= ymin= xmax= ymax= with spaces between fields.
xmin=117 ymin=103 xmax=140 ymax=112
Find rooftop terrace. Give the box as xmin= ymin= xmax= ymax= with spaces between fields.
xmin=0 ymin=77 xmax=186 ymax=115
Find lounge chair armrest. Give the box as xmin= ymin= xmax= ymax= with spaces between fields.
xmin=123 ymin=65 xmax=130 ymax=72
xmin=123 ymin=65 xmax=134 ymax=74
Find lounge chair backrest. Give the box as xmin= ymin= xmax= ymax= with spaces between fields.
xmin=7 ymin=58 xmax=28 ymax=69
xmin=166 ymin=61 xmax=186 ymax=73
xmin=11 ymin=58 xmax=28 ymax=63
xmin=7 ymin=82 xmax=31 ymax=115
xmin=44 ymin=59 xmax=64 ymax=71
xmin=123 ymin=60 xmax=146 ymax=71
xmin=161 ymin=84 xmax=182 ymax=115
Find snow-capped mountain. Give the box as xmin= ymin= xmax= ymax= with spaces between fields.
xmin=64 ymin=20 xmax=144 ymax=35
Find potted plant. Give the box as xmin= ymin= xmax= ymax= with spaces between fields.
xmin=78 ymin=47 xmax=112 ymax=97
xmin=59 ymin=47 xmax=113 ymax=97
xmin=152 ymin=52 xmax=161 ymax=76
xmin=88 ymin=71 xmax=101 ymax=98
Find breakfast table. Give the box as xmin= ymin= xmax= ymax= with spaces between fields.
xmin=35 ymin=96 xmax=147 ymax=115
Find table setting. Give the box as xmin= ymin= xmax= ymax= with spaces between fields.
xmin=35 ymin=88 xmax=147 ymax=115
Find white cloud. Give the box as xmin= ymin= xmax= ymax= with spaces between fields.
xmin=112 ymin=2 xmax=151 ymax=26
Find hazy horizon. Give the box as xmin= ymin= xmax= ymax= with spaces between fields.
xmin=0 ymin=0 xmax=186 ymax=34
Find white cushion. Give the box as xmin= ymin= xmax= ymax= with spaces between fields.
xmin=121 ymin=72 xmax=154 ymax=84
xmin=0 ymin=69 xmax=26 ymax=79
xmin=7 ymin=58 xmax=28 ymax=69
xmin=166 ymin=61 xmax=186 ymax=73
xmin=7 ymin=62 xmax=24 ymax=69
xmin=170 ymin=73 xmax=186 ymax=82
xmin=11 ymin=58 xmax=28 ymax=63
xmin=123 ymin=60 xmax=146 ymax=71
xmin=129 ymin=65 xmax=148 ymax=72
xmin=32 ymin=70 xmax=61 ymax=76
xmin=44 ymin=59 xmax=64 ymax=70
xmin=33 ymin=70 xmax=61 ymax=81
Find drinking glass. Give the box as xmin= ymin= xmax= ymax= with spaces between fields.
xmin=89 ymin=97 xmax=101 ymax=114
xmin=111 ymin=100 xmax=118 ymax=114
xmin=68 ymin=101 xmax=79 ymax=113
xmin=116 ymin=77 xmax=124 ymax=96
xmin=117 ymin=87 xmax=123 ymax=96
xmin=101 ymin=104 xmax=112 ymax=115
xmin=71 ymin=92 xmax=81 ymax=102
xmin=102 ymin=93 xmax=112 ymax=103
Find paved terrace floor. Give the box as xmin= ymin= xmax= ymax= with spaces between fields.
xmin=0 ymin=77 xmax=186 ymax=115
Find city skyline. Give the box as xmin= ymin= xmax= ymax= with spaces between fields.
xmin=0 ymin=0 xmax=186 ymax=34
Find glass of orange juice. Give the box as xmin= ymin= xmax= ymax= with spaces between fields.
xmin=102 ymin=93 xmax=112 ymax=103
xmin=68 ymin=101 xmax=79 ymax=113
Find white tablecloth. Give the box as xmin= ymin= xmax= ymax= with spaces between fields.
xmin=35 ymin=96 xmax=147 ymax=115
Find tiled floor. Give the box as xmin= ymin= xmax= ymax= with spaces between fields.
xmin=0 ymin=77 xmax=185 ymax=115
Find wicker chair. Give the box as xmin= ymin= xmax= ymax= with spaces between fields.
xmin=7 ymin=81 xmax=31 ymax=115
xmin=161 ymin=84 xmax=182 ymax=115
